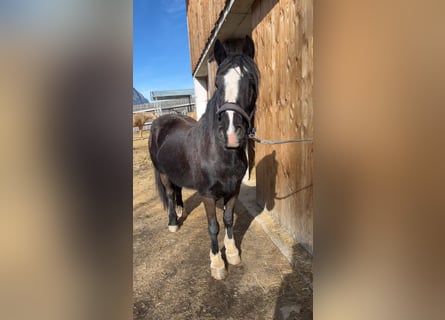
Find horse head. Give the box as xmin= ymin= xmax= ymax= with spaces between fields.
xmin=213 ymin=36 xmax=259 ymax=149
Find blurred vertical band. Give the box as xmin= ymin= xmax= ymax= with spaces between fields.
xmin=0 ymin=1 xmax=132 ymax=320
xmin=315 ymin=0 xmax=445 ymax=319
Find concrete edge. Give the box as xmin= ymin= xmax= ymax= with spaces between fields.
xmin=239 ymin=180 xmax=313 ymax=290
xmin=238 ymin=180 xmax=298 ymax=265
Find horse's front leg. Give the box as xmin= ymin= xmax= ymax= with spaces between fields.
xmin=203 ymin=196 xmax=226 ymax=280
xmin=223 ymin=194 xmax=241 ymax=265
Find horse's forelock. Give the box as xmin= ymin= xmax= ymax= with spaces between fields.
xmin=217 ymin=54 xmax=259 ymax=96
xmin=219 ymin=55 xmax=258 ymax=78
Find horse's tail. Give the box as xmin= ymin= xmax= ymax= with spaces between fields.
xmin=153 ymin=167 xmax=168 ymax=210
xmin=150 ymin=122 xmax=169 ymax=210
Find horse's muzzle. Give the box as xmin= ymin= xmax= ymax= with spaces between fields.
xmin=218 ymin=126 xmax=243 ymax=149
xmin=226 ymin=132 xmax=240 ymax=148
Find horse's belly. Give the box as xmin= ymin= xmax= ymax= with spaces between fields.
xmin=157 ymin=151 xmax=193 ymax=185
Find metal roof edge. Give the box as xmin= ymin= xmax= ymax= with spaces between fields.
xmin=192 ymin=0 xmax=236 ymax=78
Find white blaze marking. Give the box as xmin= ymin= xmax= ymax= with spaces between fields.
xmin=227 ymin=111 xmax=235 ymax=135
xmin=224 ymin=67 xmax=241 ymax=103
xmin=224 ymin=67 xmax=241 ymax=142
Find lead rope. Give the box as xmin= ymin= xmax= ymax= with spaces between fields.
xmin=248 ymin=128 xmax=313 ymax=144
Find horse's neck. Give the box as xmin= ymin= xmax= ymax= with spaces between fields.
xmin=192 ymin=117 xmax=216 ymax=151
xmin=194 ymin=97 xmax=217 ymax=137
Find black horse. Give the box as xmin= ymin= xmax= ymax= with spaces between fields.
xmin=149 ymin=36 xmax=259 ymax=280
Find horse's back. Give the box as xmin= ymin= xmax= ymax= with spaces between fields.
xmin=149 ymin=114 xmax=197 ymax=178
xmin=152 ymin=113 xmax=196 ymax=129
xmin=150 ymin=114 xmax=196 ymax=147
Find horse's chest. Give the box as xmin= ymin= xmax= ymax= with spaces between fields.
xmin=203 ymin=164 xmax=246 ymax=198
xmin=215 ymin=176 xmax=239 ymax=193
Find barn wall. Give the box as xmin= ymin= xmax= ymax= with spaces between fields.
xmin=252 ymin=0 xmax=314 ymax=251
xmin=186 ymin=0 xmax=227 ymax=74
xmin=207 ymin=59 xmax=218 ymax=99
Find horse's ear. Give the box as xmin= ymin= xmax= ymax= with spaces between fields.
xmin=214 ymin=39 xmax=227 ymax=65
xmin=243 ymin=35 xmax=255 ymax=59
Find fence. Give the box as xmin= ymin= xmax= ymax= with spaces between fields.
xmin=133 ymin=97 xmax=195 ymax=113
xmin=132 ymin=102 xmax=196 ymax=133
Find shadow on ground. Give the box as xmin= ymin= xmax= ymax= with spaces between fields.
xmin=273 ymin=243 xmax=313 ymax=320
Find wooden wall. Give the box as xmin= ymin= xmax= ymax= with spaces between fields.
xmin=186 ymin=0 xmax=226 ymax=74
xmin=207 ymin=59 xmax=218 ymax=98
xmin=252 ymin=0 xmax=314 ymax=251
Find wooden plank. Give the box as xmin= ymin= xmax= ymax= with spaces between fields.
xmin=207 ymin=59 xmax=217 ymax=98
xmin=186 ymin=0 xmax=226 ymax=73
xmin=252 ymin=0 xmax=313 ymax=251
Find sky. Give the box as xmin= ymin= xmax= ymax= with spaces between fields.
xmin=133 ymin=0 xmax=194 ymax=101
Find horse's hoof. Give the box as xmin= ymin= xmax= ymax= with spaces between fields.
xmin=168 ymin=225 xmax=178 ymax=232
xmin=211 ymin=266 xmax=227 ymax=280
xmin=226 ymin=252 xmax=241 ymax=265
xmin=210 ymin=250 xmax=226 ymax=280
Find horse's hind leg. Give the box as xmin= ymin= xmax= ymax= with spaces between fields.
xmin=223 ymin=195 xmax=241 ymax=265
xmin=159 ymin=174 xmax=179 ymax=232
xmin=174 ymin=185 xmax=184 ymax=218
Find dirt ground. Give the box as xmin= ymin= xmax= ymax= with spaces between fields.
xmin=133 ymin=131 xmax=312 ymax=320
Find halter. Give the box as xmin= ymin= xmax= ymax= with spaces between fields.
xmin=216 ymin=102 xmax=254 ymax=131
